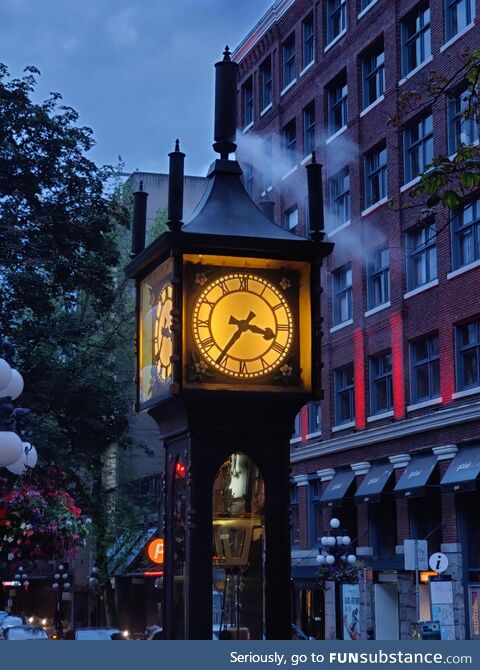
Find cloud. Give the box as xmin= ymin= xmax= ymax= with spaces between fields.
xmin=106 ymin=7 xmax=138 ymax=47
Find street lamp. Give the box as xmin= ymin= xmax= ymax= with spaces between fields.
xmin=13 ymin=565 xmax=30 ymax=614
xmin=52 ymin=563 xmax=71 ymax=638
xmin=316 ymin=518 xmax=357 ymax=570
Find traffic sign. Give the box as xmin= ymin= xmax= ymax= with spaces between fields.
xmin=404 ymin=539 xmax=428 ymax=570
xmin=429 ymin=552 xmax=449 ymax=573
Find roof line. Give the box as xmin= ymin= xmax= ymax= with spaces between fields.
xmin=232 ymin=0 xmax=295 ymax=63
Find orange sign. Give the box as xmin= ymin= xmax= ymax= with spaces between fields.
xmin=147 ymin=538 xmax=164 ymax=564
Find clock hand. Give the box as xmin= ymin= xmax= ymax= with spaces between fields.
xmin=161 ymin=318 xmax=171 ymax=339
xmin=217 ymin=312 xmax=257 ymax=364
xmin=245 ymin=324 xmax=275 ymax=340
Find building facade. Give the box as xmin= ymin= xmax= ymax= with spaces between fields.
xmin=234 ymin=0 xmax=480 ymax=640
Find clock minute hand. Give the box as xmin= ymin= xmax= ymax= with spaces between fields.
xmin=217 ymin=312 xmax=257 ymax=364
xmin=245 ymin=323 xmax=275 ymax=340
xmin=216 ymin=328 xmax=242 ymax=364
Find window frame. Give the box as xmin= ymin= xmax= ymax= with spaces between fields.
xmin=448 ymin=86 xmax=479 ymax=155
xmin=303 ymin=101 xmax=316 ymax=157
xmin=260 ymin=56 xmax=273 ymax=111
xmin=410 ymin=335 xmax=440 ymax=403
xmin=367 ymin=247 xmax=390 ymax=309
xmin=327 ymin=72 xmax=348 ymax=136
xmin=334 ymin=363 xmax=355 ymax=425
xmin=302 ymin=12 xmax=315 ymax=68
xmin=282 ymin=33 xmax=296 ymax=88
xmin=452 ymin=199 xmax=480 ymax=270
xmin=365 ymin=143 xmax=387 ymax=207
xmin=285 ymin=206 xmax=299 ymax=234
xmin=326 ymin=0 xmax=347 ymax=45
xmin=404 ymin=112 xmax=433 ymax=183
xmin=445 ymin=0 xmax=475 ymax=41
xmin=456 ymin=319 xmax=480 ymax=391
xmin=307 ymin=401 xmax=322 ymax=435
xmin=242 ymin=76 xmax=254 ymax=129
xmin=329 ymin=167 xmax=350 ymax=227
xmin=370 ymin=352 xmax=393 ymax=415
xmin=406 ymin=223 xmax=437 ymax=290
xmin=362 ymin=42 xmax=385 ymax=109
xmin=262 ymin=136 xmax=273 ymax=192
xmin=401 ymin=3 xmax=431 ymax=77
xmin=283 ymin=118 xmax=297 ymax=169
xmin=332 ymin=264 xmax=352 ymax=326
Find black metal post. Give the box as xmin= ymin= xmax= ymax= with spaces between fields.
xmin=167 ymin=140 xmax=185 ymax=232
xmin=131 ymin=180 xmax=148 ymax=257
xmin=213 ymin=46 xmax=238 ymax=159
xmin=305 ymin=152 xmax=325 ymax=242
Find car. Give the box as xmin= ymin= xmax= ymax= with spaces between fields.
xmin=145 ymin=625 xmax=163 ymax=640
xmin=4 ymin=625 xmax=49 ymax=640
xmin=0 ymin=615 xmax=25 ymax=639
xmin=63 ymin=627 xmax=127 ymax=640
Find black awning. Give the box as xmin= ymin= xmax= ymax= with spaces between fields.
xmin=355 ymin=463 xmax=394 ymax=503
xmin=440 ymin=445 xmax=480 ymax=492
xmin=320 ymin=470 xmax=356 ymax=506
xmin=394 ymin=455 xmax=437 ymax=498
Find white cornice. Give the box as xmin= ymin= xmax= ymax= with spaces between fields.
xmin=290 ymin=400 xmax=480 ymax=463
xmin=233 ymin=0 xmax=296 ymax=63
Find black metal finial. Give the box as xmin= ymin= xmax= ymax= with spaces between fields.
xmin=139 ymin=180 xmax=144 ymax=191
xmin=213 ymin=46 xmax=238 ymax=159
xmin=175 ymin=138 xmax=180 ymax=152
xmin=311 ymin=150 xmax=316 ymax=164
xmin=223 ymin=46 xmax=231 ymax=61
xmin=168 ymin=139 xmax=185 ymax=232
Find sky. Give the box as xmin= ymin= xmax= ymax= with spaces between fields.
xmin=0 ymin=0 xmax=273 ymax=176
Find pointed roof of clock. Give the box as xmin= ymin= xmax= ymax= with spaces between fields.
xmin=182 ymin=158 xmax=304 ymax=242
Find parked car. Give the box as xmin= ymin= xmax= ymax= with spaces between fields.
xmin=0 ymin=611 xmax=9 ymax=625
xmin=0 ymin=615 xmax=25 ymax=639
xmin=64 ymin=627 xmax=127 ymax=640
xmin=145 ymin=625 xmax=163 ymax=640
xmin=4 ymin=625 xmax=48 ymax=640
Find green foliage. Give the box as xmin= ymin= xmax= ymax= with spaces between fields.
xmin=147 ymin=207 xmax=168 ymax=244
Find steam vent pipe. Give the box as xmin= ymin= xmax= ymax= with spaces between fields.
xmin=213 ymin=46 xmax=238 ymax=159
xmin=167 ymin=139 xmax=185 ymax=232
xmin=131 ymin=180 xmax=148 ymax=257
xmin=305 ymin=151 xmax=325 ymax=242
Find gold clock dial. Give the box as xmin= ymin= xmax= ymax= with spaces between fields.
xmin=192 ymin=272 xmax=293 ymax=379
xmin=155 ymin=283 xmax=173 ymax=382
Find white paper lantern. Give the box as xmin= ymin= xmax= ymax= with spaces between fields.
xmin=0 ymin=431 xmax=23 ymax=466
xmin=0 ymin=359 xmax=12 ymax=393
xmin=6 ymin=443 xmax=38 ymax=475
xmin=2 ymin=369 xmax=24 ymax=400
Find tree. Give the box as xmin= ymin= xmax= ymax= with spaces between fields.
xmin=0 ymin=65 xmax=151 ymax=625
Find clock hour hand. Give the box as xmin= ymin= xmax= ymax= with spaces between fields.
xmin=161 ymin=318 xmax=171 ymax=339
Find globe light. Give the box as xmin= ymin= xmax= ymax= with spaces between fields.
xmin=52 ymin=582 xmax=59 ymax=589
xmin=325 ymin=554 xmax=335 ymax=565
xmin=0 ymin=431 xmax=23 ymax=466
xmin=0 ymin=359 xmax=12 ymax=392
xmin=62 ymin=573 xmax=68 ymax=580
xmin=23 ymin=580 xmax=29 ymax=587
xmin=58 ymin=565 xmax=64 ymax=571
xmin=320 ymin=536 xmax=329 ymax=546
xmin=6 ymin=443 xmax=38 ymax=475
xmin=316 ymin=554 xmax=325 ymax=564
xmin=342 ymin=536 xmax=351 ymax=546
xmin=347 ymin=554 xmax=357 ymax=564
xmin=328 ymin=536 xmax=336 ymax=547
xmin=2 ymin=369 xmax=24 ymax=400
xmin=330 ymin=518 xmax=341 ymax=529
xmin=54 ymin=573 xmax=60 ymax=580
xmin=14 ymin=574 xmax=20 ymax=580
xmin=64 ymin=582 xmax=71 ymax=589
xmin=336 ymin=535 xmax=343 ymax=544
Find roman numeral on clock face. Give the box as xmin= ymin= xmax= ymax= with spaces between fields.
xmin=238 ymin=276 xmax=249 ymax=291
xmin=201 ymin=336 xmax=215 ymax=351
xmin=239 ymin=361 xmax=248 ymax=375
xmin=277 ymin=324 xmax=289 ymax=331
xmin=218 ymin=280 xmax=229 ymax=295
xmin=272 ymin=342 xmax=285 ymax=354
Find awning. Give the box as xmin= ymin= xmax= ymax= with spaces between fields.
xmin=440 ymin=445 xmax=480 ymax=492
xmin=355 ymin=463 xmax=394 ymax=503
xmin=394 ymin=455 xmax=437 ymax=498
xmin=320 ymin=470 xmax=355 ymax=506
xmin=108 ymin=527 xmax=158 ymax=576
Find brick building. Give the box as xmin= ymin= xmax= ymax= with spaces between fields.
xmin=233 ymin=0 xmax=480 ymax=640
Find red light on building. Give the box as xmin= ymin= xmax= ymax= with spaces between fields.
xmin=390 ymin=312 xmax=406 ymax=419
xmin=175 ymin=462 xmax=186 ymax=477
xmin=353 ymin=329 xmax=366 ymax=430
xmin=144 ymin=570 xmax=164 ymax=576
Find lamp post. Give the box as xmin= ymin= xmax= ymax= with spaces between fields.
xmin=52 ymin=564 xmax=71 ymax=638
xmin=316 ymin=518 xmax=357 ymax=574
xmin=13 ymin=565 xmax=30 ymax=615
xmin=87 ymin=565 xmax=100 ymax=627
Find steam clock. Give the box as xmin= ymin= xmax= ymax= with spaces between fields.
xmin=126 ymin=48 xmax=333 ymax=639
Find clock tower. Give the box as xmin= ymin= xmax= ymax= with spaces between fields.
xmin=126 ymin=48 xmax=333 ymax=639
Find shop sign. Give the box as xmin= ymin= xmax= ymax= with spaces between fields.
xmin=341 ymin=583 xmax=361 ymax=640
xmin=147 ymin=538 xmax=164 ymax=564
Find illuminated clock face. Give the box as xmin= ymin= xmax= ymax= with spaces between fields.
xmin=155 ymin=283 xmax=173 ymax=382
xmin=192 ymin=272 xmax=294 ymax=379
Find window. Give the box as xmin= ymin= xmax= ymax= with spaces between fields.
xmin=410 ymin=335 xmax=440 ymax=403
xmin=329 ymin=168 xmax=350 ymax=227
xmin=285 ymin=206 xmax=299 ymax=234
xmin=335 ymin=363 xmax=355 ymax=425
xmin=445 ymin=0 xmax=475 ymax=41
xmin=365 ymin=143 xmax=387 ymax=207
xmin=362 ymin=43 xmax=385 ymax=109
xmin=327 ymin=72 xmax=347 ymax=136
xmin=404 ymin=113 xmax=433 ymax=182
xmin=244 ymin=163 xmax=254 ymax=197
xmin=307 ymin=402 xmax=321 ymax=434
xmin=262 ymin=137 xmax=273 ymax=192
xmin=302 ymin=12 xmax=314 ymax=68
xmin=242 ymin=77 xmax=253 ymax=129
xmin=309 ymin=479 xmax=323 ymax=544
xmin=332 ymin=264 xmax=352 ymax=325
xmin=260 ymin=56 xmax=272 ymax=111
xmin=452 ymin=199 xmax=480 ymax=269
xmin=448 ymin=87 xmax=479 ymax=154
xmin=303 ymin=102 xmax=315 ymax=156
xmin=283 ymin=118 xmax=297 ymax=169
xmin=367 ymin=247 xmax=390 ymax=308
xmin=406 ymin=223 xmax=437 ymax=290
xmin=456 ymin=319 xmax=480 ymax=390
xmin=370 ymin=352 xmax=393 ymax=414
xmin=326 ymin=0 xmax=347 ymax=44
xmin=293 ymin=412 xmax=301 ymax=439
xmin=282 ymin=33 xmax=296 ymax=88
xmin=401 ymin=4 xmax=431 ymax=76
xmin=360 ymin=0 xmax=377 ymax=10
xmin=290 ymin=483 xmax=300 ymax=545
